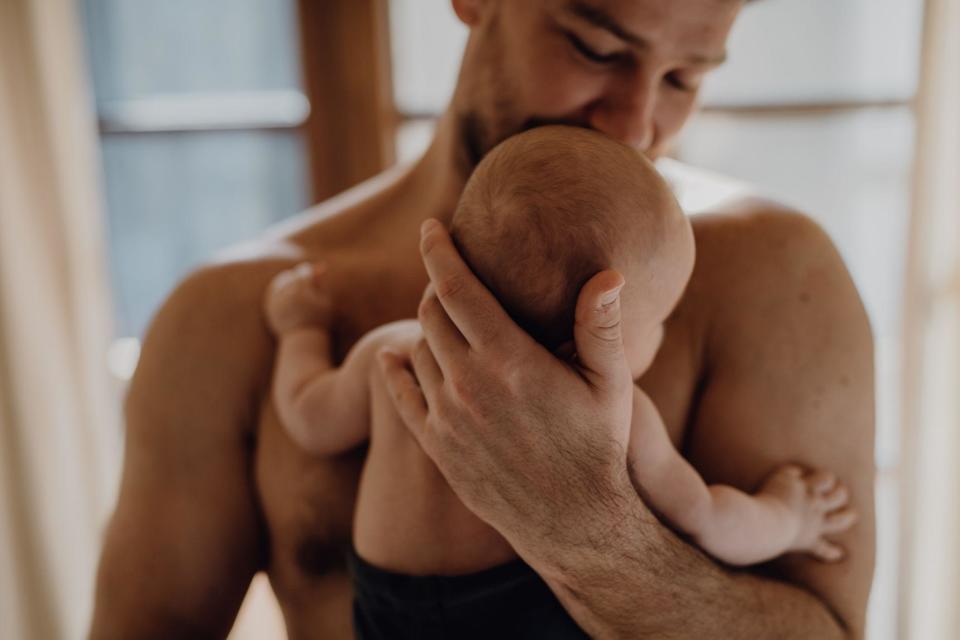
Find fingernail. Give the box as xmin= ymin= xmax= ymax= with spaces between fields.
xmin=421 ymin=219 xmax=440 ymax=235
xmin=601 ymin=285 xmax=623 ymax=306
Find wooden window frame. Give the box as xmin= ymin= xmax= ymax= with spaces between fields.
xmin=297 ymin=0 xmax=398 ymax=203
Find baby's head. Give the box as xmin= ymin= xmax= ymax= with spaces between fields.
xmin=450 ymin=126 xmax=694 ymax=376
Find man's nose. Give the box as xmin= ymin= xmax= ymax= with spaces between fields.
xmin=588 ymin=71 xmax=657 ymax=150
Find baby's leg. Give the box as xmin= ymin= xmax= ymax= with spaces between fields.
xmin=627 ymin=388 xmax=856 ymax=566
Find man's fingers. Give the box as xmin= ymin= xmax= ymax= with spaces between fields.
xmin=410 ymin=336 xmax=444 ymax=400
xmin=418 ymin=284 xmax=468 ymax=377
xmin=419 ymin=219 xmax=525 ymax=354
xmin=378 ymin=348 xmax=428 ymax=434
xmin=573 ymin=270 xmax=630 ymax=390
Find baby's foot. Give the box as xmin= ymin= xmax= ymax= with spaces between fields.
xmin=263 ymin=262 xmax=333 ymax=335
xmin=759 ymin=464 xmax=858 ymax=562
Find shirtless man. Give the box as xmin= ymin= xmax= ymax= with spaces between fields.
xmin=90 ymin=1 xmax=875 ymax=638
xmin=266 ymin=127 xmax=858 ymax=637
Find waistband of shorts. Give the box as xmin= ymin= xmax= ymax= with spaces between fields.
xmin=348 ymin=549 xmax=550 ymax=609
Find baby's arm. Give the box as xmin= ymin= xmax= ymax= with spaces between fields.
xmin=264 ymin=263 xmax=386 ymax=454
xmin=627 ymin=387 xmax=857 ymax=566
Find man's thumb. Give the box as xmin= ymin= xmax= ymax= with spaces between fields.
xmin=573 ymin=270 xmax=630 ymax=390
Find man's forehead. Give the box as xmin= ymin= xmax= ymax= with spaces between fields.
xmin=552 ymin=0 xmax=736 ymax=64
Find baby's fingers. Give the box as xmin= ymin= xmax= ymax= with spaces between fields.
xmin=820 ymin=483 xmax=850 ymax=511
xmin=812 ymin=538 xmax=846 ymax=562
xmin=823 ymin=508 xmax=858 ymax=534
xmin=808 ymin=470 xmax=837 ymax=493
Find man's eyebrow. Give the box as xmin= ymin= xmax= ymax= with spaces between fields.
xmin=567 ymin=0 xmax=728 ymax=66
xmin=569 ymin=1 xmax=648 ymax=48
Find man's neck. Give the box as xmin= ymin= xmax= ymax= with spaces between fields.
xmin=402 ymin=110 xmax=476 ymax=228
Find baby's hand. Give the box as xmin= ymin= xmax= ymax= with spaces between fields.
xmin=263 ymin=262 xmax=333 ymax=335
xmin=759 ymin=464 xmax=858 ymax=562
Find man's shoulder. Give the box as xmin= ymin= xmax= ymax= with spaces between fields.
xmin=689 ymin=197 xmax=847 ymax=296
xmin=685 ymin=197 xmax=872 ymax=364
xmin=128 ymin=244 xmax=308 ymax=429
xmin=151 ymin=180 xmax=378 ymax=351
xmin=155 ymin=243 xmax=304 ymax=345
xmin=134 ymin=167 xmax=404 ymax=405
xmin=657 ymin=159 xmax=843 ymax=286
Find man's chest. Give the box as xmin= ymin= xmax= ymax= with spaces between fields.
xmin=634 ymin=305 xmax=704 ymax=448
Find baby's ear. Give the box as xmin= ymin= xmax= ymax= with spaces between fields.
xmin=552 ymin=340 xmax=577 ymax=362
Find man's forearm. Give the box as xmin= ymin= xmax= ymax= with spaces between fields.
xmin=526 ymin=487 xmax=850 ymax=640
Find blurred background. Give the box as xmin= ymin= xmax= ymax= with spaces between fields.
xmin=0 ymin=0 xmax=957 ymax=638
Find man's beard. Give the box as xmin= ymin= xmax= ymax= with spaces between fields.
xmin=460 ymin=109 xmax=590 ymax=170
xmin=460 ymin=111 xmax=590 ymax=167
xmin=456 ymin=15 xmax=590 ymax=170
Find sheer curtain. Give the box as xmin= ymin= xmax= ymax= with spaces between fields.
xmin=900 ymin=0 xmax=960 ymax=637
xmin=0 ymin=0 xmax=120 ymax=638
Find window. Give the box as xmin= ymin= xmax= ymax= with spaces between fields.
xmin=83 ymin=0 xmax=397 ymax=343
xmin=81 ymin=0 xmax=311 ymax=339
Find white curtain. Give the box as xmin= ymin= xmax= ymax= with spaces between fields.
xmin=0 ymin=0 xmax=121 ymax=638
xmin=900 ymin=0 xmax=960 ymax=637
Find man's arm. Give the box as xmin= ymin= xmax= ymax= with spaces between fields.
xmin=380 ymin=215 xmax=874 ymax=639
xmin=627 ymin=387 xmax=857 ymax=567
xmin=666 ymin=205 xmax=875 ymax=633
xmin=90 ymin=261 xmax=280 ymax=639
xmin=551 ymin=206 xmax=876 ymax=638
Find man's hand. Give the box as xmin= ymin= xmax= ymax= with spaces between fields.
xmin=379 ymin=218 xmax=636 ymax=555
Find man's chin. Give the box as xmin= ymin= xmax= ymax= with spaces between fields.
xmin=463 ymin=113 xmax=658 ymax=164
xmin=518 ymin=116 xmax=589 ymax=134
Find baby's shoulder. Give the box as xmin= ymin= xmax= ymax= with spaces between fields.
xmin=350 ymin=319 xmax=422 ymax=364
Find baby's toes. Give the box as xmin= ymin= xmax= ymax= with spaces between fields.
xmin=812 ymin=538 xmax=846 ymax=562
xmin=822 ymin=507 xmax=858 ymax=534
xmin=819 ymin=483 xmax=850 ymax=511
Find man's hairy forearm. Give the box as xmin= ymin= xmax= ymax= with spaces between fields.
xmin=527 ymin=483 xmax=849 ymax=640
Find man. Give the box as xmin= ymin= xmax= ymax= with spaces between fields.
xmin=90 ymin=0 xmax=875 ymax=638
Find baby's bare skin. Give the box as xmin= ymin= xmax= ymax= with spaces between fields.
xmin=266 ymin=261 xmax=856 ymax=573
xmin=266 ymin=266 xmax=515 ymax=575
xmin=628 ymin=389 xmax=857 ymax=565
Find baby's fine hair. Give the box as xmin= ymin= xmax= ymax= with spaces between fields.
xmin=450 ymin=125 xmax=681 ymax=349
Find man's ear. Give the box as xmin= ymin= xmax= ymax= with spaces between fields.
xmin=450 ymin=0 xmax=486 ymax=26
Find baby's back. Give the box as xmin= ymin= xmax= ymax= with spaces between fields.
xmin=353 ymin=320 xmax=517 ymax=575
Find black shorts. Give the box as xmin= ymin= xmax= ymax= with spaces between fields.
xmin=348 ymin=550 xmax=589 ymax=639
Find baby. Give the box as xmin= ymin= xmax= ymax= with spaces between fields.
xmin=264 ymin=126 xmax=857 ymax=638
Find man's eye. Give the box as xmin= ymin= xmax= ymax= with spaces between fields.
xmin=565 ymin=32 xmax=619 ymax=65
xmin=665 ymin=72 xmax=697 ymax=92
